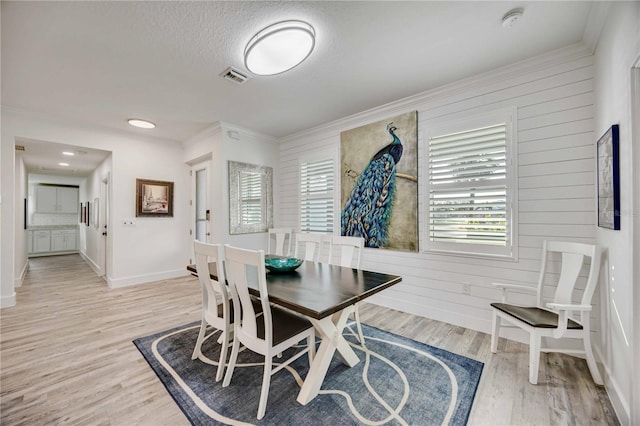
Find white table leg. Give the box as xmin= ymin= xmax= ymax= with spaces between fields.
xmin=297 ymin=306 xmax=360 ymax=405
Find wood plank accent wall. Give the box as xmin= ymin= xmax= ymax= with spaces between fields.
xmin=277 ymin=48 xmax=596 ymax=338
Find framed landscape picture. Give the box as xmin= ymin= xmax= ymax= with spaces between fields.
xmin=597 ymin=124 xmax=620 ymax=230
xmin=136 ymin=179 xmax=174 ymax=217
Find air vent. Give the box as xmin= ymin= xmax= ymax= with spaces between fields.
xmin=15 ymin=145 xmax=25 ymax=151
xmin=220 ymin=67 xmax=249 ymax=85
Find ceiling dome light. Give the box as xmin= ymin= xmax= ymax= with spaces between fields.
xmin=244 ymin=20 xmax=315 ymax=76
xmin=128 ymin=118 xmax=156 ymax=129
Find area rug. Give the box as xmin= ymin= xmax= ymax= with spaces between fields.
xmin=133 ymin=321 xmax=483 ymax=425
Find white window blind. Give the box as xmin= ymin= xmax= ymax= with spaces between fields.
xmin=300 ymin=158 xmax=334 ymax=233
xmin=240 ymin=171 xmax=263 ymax=225
xmin=427 ymin=113 xmax=515 ymax=258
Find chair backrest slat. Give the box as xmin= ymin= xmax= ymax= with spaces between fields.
xmin=224 ymin=245 xmax=273 ymax=346
xmin=329 ymin=236 xmax=364 ymax=268
xmin=294 ymin=232 xmax=323 ymax=262
xmin=194 ymin=240 xmax=229 ymax=320
xmin=268 ymin=228 xmax=293 ymax=256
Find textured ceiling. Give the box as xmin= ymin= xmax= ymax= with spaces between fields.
xmin=2 ymin=1 xmax=594 ymax=144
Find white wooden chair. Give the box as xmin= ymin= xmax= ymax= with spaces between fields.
xmin=222 ymin=245 xmax=315 ymax=420
xmin=490 ymin=240 xmax=603 ymax=385
xmin=293 ymin=232 xmax=324 ymax=262
xmin=267 ymin=227 xmax=293 ymax=256
xmin=192 ymin=240 xmax=233 ymax=382
xmin=328 ymin=236 xmax=366 ymax=346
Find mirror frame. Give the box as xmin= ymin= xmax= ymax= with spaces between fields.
xmin=228 ymin=160 xmax=273 ymax=234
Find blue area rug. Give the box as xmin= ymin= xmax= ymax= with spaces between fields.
xmin=133 ymin=321 xmax=483 ymax=425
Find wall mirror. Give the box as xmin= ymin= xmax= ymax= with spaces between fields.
xmin=228 ymin=160 xmax=273 ymax=234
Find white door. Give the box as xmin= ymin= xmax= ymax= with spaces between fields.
xmin=191 ymin=161 xmax=211 ymax=243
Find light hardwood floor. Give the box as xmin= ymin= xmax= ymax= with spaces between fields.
xmin=1 ymin=255 xmax=619 ymax=425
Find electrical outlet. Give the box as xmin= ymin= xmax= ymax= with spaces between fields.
xmin=463 ymin=284 xmax=471 ymax=295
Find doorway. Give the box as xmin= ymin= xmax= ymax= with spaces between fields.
xmin=191 ymin=160 xmax=211 ymax=243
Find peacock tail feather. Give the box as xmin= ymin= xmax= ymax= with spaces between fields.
xmin=341 ymin=123 xmax=403 ymax=248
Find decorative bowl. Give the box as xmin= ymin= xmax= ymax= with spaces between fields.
xmin=265 ymin=257 xmax=304 ymax=273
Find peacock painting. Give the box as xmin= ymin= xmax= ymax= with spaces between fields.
xmin=340 ymin=112 xmax=418 ymax=250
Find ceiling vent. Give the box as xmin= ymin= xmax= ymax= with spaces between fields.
xmin=220 ymin=67 xmax=249 ymax=85
xmin=15 ymin=145 xmax=25 ymax=151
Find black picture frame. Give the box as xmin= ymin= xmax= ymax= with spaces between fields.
xmin=597 ymin=124 xmax=620 ymax=230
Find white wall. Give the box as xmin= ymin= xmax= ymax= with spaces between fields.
xmin=592 ymin=2 xmax=640 ymax=424
xmin=279 ymin=43 xmax=598 ymax=336
xmin=183 ymin=122 xmax=279 ymax=251
xmin=1 ymin=108 xmax=190 ymax=303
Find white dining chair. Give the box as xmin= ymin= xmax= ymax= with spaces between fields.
xmin=490 ymin=240 xmax=603 ymax=385
xmin=222 ymin=245 xmax=315 ymax=420
xmin=328 ymin=235 xmax=365 ymax=346
xmin=192 ymin=240 xmax=233 ymax=382
xmin=293 ymin=232 xmax=324 ymax=262
xmin=267 ymin=227 xmax=293 ymax=256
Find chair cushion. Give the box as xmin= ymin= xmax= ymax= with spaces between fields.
xmin=491 ymin=303 xmax=583 ymax=329
xmin=256 ymin=306 xmax=313 ymax=346
xmin=217 ymin=297 xmax=262 ymax=318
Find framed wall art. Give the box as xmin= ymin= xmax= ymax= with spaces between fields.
xmin=340 ymin=111 xmax=418 ymax=251
xmin=597 ymin=124 xmax=620 ymax=230
xmin=136 ymin=179 xmax=174 ymax=217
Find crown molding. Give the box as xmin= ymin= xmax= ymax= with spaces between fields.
xmin=280 ymin=42 xmax=593 ymax=143
xmin=582 ymin=1 xmax=612 ymax=54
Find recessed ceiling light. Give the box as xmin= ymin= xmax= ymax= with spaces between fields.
xmin=244 ymin=20 xmax=315 ymax=76
xmin=59 ymin=162 xmax=70 ymax=167
xmin=62 ymin=151 xmax=75 ymax=156
xmin=128 ymin=118 xmax=156 ymax=129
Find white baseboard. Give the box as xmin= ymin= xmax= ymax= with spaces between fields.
xmin=594 ymin=346 xmax=630 ymax=425
xmin=14 ymin=260 xmax=29 ymax=288
xmin=79 ymin=252 xmax=104 ymax=276
xmin=0 ymin=293 xmax=16 ymax=308
xmin=107 ymin=269 xmax=190 ymax=289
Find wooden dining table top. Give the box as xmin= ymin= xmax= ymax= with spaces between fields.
xmin=186 ymin=259 xmax=402 ymax=320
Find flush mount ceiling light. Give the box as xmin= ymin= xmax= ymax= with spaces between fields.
xmin=244 ymin=20 xmax=316 ymax=76
xmin=127 ymin=118 xmax=156 ymax=129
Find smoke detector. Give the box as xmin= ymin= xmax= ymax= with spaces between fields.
xmin=220 ymin=67 xmax=249 ymax=85
xmin=502 ymin=8 xmax=524 ymax=28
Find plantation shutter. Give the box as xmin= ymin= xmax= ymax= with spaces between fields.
xmin=300 ymin=158 xmax=334 ymax=233
xmin=428 ymin=123 xmax=508 ymax=246
xmin=240 ymin=171 xmax=263 ymax=225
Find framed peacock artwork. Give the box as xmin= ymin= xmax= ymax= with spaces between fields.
xmin=340 ymin=111 xmax=418 ymax=251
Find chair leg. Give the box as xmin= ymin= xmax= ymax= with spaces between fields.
xmin=191 ymin=320 xmax=207 ymax=360
xmin=491 ymin=311 xmax=500 ymax=353
xmin=216 ymin=329 xmax=230 ymax=382
xmin=529 ymin=333 xmax=541 ymax=385
xmin=257 ymin=356 xmax=272 ymax=420
xmin=222 ymin=334 xmax=240 ymax=387
xmin=583 ymin=335 xmax=604 ymax=385
xmin=354 ymin=304 xmax=365 ymax=346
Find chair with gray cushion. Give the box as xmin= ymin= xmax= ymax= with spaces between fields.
xmin=490 ymin=240 xmax=603 ymax=385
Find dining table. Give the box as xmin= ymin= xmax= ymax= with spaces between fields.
xmin=187 ymin=256 xmax=402 ymax=405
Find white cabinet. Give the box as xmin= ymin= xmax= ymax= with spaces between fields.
xmin=35 ymin=186 xmax=78 ymax=214
xmin=33 ymin=230 xmax=51 ymax=253
xmin=51 ymin=229 xmax=77 ymax=252
xmin=27 ymin=230 xmax=33 ymax=253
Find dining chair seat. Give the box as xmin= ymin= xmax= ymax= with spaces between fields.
xmin=491 ymin=303 xmax=583 ymax=329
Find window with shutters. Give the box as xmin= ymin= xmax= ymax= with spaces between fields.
xmin=425 ymin=109 xmax=517 ymax=259
xmin=300 ymin=158 xmax=334 ymax=233
xmin=240 ymin=171 xmax=263 ymax=225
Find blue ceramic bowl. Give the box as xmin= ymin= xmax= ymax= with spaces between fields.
xmin=265 ymin=257 xmax=304 ymax=273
